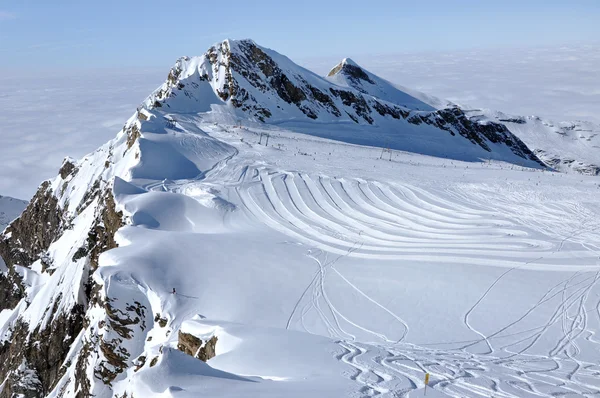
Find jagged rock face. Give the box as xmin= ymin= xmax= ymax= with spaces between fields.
xmin=457 ymin=109 xmax=600 ymax=175
xmin=0 ymin=167 xmax=127 ymax=397
xmin=0 ymin=182 xmax=63 ymax=269
xmin=148 ymin=40 xmax=414 ymax=125
xmin=58 ymin=158 xmax=77 ymax=180
xmin=0 ymin=308 xmax=84 ymax=398
xmin=406 ymin=107 xmax=544 ymax=165
xmin=0 ymin=268 xmax=25 ymax=311
xmin=534 ymin=150 xmax=600 ymax=175
xmin=177 ymin=331 xmax=217 ymax=362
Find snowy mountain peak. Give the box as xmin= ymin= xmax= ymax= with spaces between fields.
xmin=341 ymin=57 xmax=358 ymax=66
xmin=136 ymin=39 xmax=545 ymax=167
xmin=327 ymin=57 xmax=372 ymax=82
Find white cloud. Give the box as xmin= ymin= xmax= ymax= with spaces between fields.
xmin=0 ymin=11 xmax=15 ymax=20
xmin=0 ymin=69 xmax=165 ymax=199
xmin=300 ymin=43 xmax=600 ymax=124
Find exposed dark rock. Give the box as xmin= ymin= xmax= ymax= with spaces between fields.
xmin=328 ymin=60 xmax=375 ymax=85
xmin=72 ymin=246 xmax=88 ymax=262
xmin=74 ymin=339 xmax=92 ymax=398
xmin=134 ymin=355 xmax=146 ymax=372
xmin=372 ymin=101 xmax=409 ymax=120
xmin=91 ymin=299 xmax=146 ymax=386
xmin=0 ymin=304 xmax=85 ymax=398
xmin=59 ymin=158 xmax=77 ymax=180
xmin=0 ymin=267 xmax=25 ymax=311
xmin=87 ymin=190 xmax=124 ymax=271
xmin=136 ymin=110 xmax=148 ymax=121
xmin=154 ymin=313 xmax=168 ymax=328
xmin=125 ymin=124 xmax=141 ymax=150
xmin=0 ymin=182 xmax=63 ymax=269
xmin=534 ymin=149 xmax=600 ymax=175
xmin=271 ymin=73 xmax=306 ymax=105
xmin=177 ymin=331 xmax=218 ymax=362
xmin=95 ymin=336 xmax=129 ymax=386
xmin=2 ymin=360 xmax=43 ymax=398
xmin=405 ymin=107 xmax=545 ymax=166
xmin=330 ymin=88 xmax=373 ymax=124
xmin=307 ymin=84 xmax=341 ymax=117
xmin=0 ymin=182 xmax=126 ymax=396
xmin=499 ymin=117 xmax=526 ymax=124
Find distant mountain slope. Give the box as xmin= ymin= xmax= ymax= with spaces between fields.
xmin=142 ymin=39 xmax=543 ymax=167
xmin=466 ymin=109 xmax=600 ymax=175
xmin=326 ymin=57 xmax=436 ymax=111
xmin=0 ymin=195 xmax=27 ymax=232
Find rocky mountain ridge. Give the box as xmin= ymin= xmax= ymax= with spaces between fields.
xmin=143 ymin=39 xmax=544 ymax=166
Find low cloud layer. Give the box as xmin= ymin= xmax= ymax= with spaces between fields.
xmin=303 ymin=43 xmax=600 ymax=124
xmin=0 ymin=70 xmax=164 ymax=199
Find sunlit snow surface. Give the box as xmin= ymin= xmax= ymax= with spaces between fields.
xmin=47 ymin=111 xmax=600 ymax=397
xmin=2 ymin=40 xmax=600 ymax=396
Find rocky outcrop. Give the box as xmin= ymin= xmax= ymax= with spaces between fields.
xmin=0 ymin=267 xmax=25 ymax=311
xmin=58 ymin=158 xmax=77 ymax=180
xmin=328 ymin=59 xmax=374 ymax=86
xmin=0 ymin=305 xmax=85 ymax=398
xmin=407 ymin=107 xmax=545 ymax=166
xmin=0 ymin=181 xmax=126 ymax=397
xmin=125 ymin=123 xmax=141 ymax=150
xmin=87 ymin=190 xmax=123 ymax=271
xmin=0 ymin=182 xmax=64 ymax=269
xmin=534 ymin=149 xmax=600 ymax=176
xmin=177 ymin=331 xmax=217 ymax=362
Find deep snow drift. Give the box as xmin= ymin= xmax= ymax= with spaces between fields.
xmin=1 ymin=39 xmax=600 ymax=398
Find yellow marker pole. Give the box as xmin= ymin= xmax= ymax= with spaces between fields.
xmin=424 ymin=373 xmax=430 ymax=396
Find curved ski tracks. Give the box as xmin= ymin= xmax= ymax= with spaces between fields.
xmin=145 ymin=148 xmax=600 ymax=397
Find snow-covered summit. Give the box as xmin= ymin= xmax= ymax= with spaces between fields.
xmin=140 ymin=39 xmax=543 ymax=167
xmin=326 ymin=57 xmax=436 ymax=111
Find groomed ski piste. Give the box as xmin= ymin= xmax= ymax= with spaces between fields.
xmin=3 ymin=39 xmax=600 ymax=397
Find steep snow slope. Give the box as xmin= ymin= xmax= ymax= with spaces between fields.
xmin=0 ymin=195 xmax=27 ymax=232
xmin=1 ymin=39 xmax=600 ymax=398
xmin=326 ymin=57 xmax=436 ymax=111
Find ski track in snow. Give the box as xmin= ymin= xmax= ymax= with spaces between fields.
xmin=138 ymin=123 xmax=600 ymax=397
xmin=331 ymin=338 xmax=600 ymax=397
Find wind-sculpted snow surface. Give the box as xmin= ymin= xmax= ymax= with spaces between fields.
xmin=1 ymin=39 xmax=600 ymax=397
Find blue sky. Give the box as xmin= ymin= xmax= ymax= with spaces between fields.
xmin=0 ymin=0 xmax=599 ymax=70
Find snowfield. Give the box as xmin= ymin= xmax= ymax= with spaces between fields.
xmin=1 ymin=39 xmax=600 ymax=398
xmin=53 ymin=117 xmax=600 ymax=397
